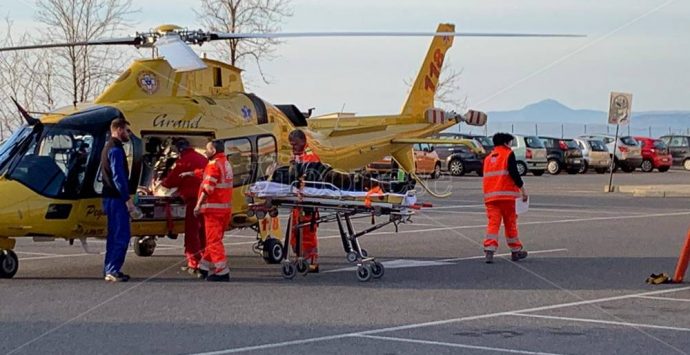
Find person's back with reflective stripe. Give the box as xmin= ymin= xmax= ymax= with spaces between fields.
xmin=481 ymin=133 xmax=528 ymax=264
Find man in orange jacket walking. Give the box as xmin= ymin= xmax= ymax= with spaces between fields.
xmin=194 ymin=140 xmax=233 ymax=281
xmin=482 ymin=133 xmax=529 ymax=264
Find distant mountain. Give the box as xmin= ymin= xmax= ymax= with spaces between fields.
xmin=486 ymin=99 xmax=690 ymax=129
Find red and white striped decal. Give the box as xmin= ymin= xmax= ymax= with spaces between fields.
xmin=464 ymin=110 xmax=487 ymax=126
xmin=425 ymin=108 xmax=446 ymax=124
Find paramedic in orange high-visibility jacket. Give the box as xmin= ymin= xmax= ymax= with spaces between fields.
xmin=288 ymin=129 xmax=321 ymax=273
xmin=482 ymin=133 xmax=529 ymax=264
xmin=194 ymin=140 xmax=233 ymax=282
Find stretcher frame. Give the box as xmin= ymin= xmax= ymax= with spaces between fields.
xmin=247 ymin=181 xmax=416 ymax=282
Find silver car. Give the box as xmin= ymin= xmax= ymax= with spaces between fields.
xmin=509 ymin=134 xmax=547 ymax=176
xmin=573 ymin=138 xmax=612 ymax=174
xmin=578 ymin=134 xmax=642 ymax=172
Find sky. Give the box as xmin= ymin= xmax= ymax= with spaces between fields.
xmin=3 ymin=0 xmax=689 ymax=116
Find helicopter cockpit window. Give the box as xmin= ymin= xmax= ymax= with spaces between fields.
xmin=257 ymin=135 xmax=277 ymax=179
xmin=224 ymin=138 xmax=252 ymax=187
xmin=8 ymin=126 xmax=94 ymax=198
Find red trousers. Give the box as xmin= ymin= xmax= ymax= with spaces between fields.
xmin=484 ymin=200 xmax=523 ymax=252
xmin=184 ymin=200 xmax=205 ymax=269
xmin=290 ymin=208 xmax=319 ymax=264
xmin=200 ymin=212 xmax=231 ymax=275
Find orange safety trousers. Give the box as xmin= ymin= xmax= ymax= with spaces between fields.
xmin=290 ymin=208 xmax=319 ymax=264
xmin=484 ymin=199 xmax=523 ymax=252
xmin=200 ymin=212 xmax=231 ymax=276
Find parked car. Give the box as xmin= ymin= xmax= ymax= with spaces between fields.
xmin=457 ymin=134 xmax=495 ymax=155
xmin=435 ymin=133 xmax=490 ymax=158
xmin=366 ymin=143 xmax=442 ymax=178
xmin=573 ymin=138 xmax=611 ymax=174
xmin=434 ymin=143 xmax=483 ymax=176
xmin=633 ymin=136 xmax=672 ymax=172
xmin=660 ymin=135 xmax=690 ymax=170
xmin=538 ymin=137 xmax=584 ymax=175
xmin=578 ymin=134 xmax=642 ymax=172
xmin=509 ymin=134 xmax=547 ymax=176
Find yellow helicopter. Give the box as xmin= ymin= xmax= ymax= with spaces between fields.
xmin=0 ymin=23 xmax=579 ymax=278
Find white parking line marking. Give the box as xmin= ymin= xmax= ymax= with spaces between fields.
xmin=635 ymin=295 xmax=690 ymax=303
xmin=426 ymin=204 xmax=484 ymax=209
xmin=357 ymin=335 xmax=565 ymax=355
xmin=190 ymin=286 xmax=690 ymax=355
xmin=439 ymin=248 xmax=568 ymax=262
xmin=511 ymin=313 xmax=690 ymax=332
xmin=15 ymin=251 xmax=63 ymax=256
xmin=326 ymin=248 xmax=568 ymax=273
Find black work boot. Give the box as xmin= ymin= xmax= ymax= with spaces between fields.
xmin=511 ymin=249 xmax=528 ymax=261
xmin=484 ymin=251 xmax=494 ymax=264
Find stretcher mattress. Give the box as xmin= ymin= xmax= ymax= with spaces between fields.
xmin=250 ymin=181 xmax=415 ymax=206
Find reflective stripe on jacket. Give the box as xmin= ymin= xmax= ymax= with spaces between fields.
xmin=199 ymin=153 xmax=233 ymax=214
xmin=482 ymin=146 xmax=520 ymax=203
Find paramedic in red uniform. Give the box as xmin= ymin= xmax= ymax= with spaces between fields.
xmin=482 ymin=133 xmax=529 ymax=264
xmin=160 ymin=138 xmax=208 ymax=277
xmin=288 ymin=129 xmax=321 ymax=273
xmin=194 ymin=140 xmax=233 ymax=282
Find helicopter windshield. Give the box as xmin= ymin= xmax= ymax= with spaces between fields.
xmin=0 ymin=125 xmax=34 ymax=173
xmin=7 ymin=125 xmax=95 ymax=198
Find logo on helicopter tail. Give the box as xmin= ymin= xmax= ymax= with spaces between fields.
xmin=137 ymin=71 xmax=159 ymax=95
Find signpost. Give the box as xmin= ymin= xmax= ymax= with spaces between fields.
xmin=607 ymin=92 xmax=633 ymax=192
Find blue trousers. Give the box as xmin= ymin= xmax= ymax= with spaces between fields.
xmin=103 ymin=198 xmax=131 ymax=275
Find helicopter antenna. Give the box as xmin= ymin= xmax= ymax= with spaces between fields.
xmin=10 ymin=97 xmax=40 ymax=126
xmin=334 ymin=103 xmax=347 ymax=131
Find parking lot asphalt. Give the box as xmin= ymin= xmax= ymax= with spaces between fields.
xmin=2 ymin=170 xmax=690 ymax=355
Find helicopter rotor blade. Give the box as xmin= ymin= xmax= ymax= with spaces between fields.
xmin=209 ymin=31 xmax=585 ymax=40
xmin=0 ymin=37 xmax=142 ymax=52
xmin=155 ymin=35 xmax=207 ymax=72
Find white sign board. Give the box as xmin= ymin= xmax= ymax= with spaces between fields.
xmin=608 ymin=92 xmax=633 ymax=126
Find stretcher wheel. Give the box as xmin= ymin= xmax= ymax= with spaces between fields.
xmin=246 ymin=209 xmax=255 ymax=218
xmin=371 ymin=261 xmax=384 ymax=279
xmin=296 ymin=259 xmax=310 ymax=275
xmin=256 ymin=210 xmax=266 ymax=219
xmin=133 ymin=236 xmax=156 ymax=257
xmin=0 ymin=250 xmax=19 ymax=279
xmin=356 ymin=265 xmax=372 ymax=282
xmin=262 ymin=238 xmax=284 ymax=264
xmin=346 ymin=252 xmax=359 ymax=263
xmin=281 ymin=262 xmax=296 ymax=279
xmin=269 ymin=208 xmax=279 ymax=217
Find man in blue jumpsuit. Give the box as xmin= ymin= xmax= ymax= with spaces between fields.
xmin=100 ymin=117 xmax=135 ymax=282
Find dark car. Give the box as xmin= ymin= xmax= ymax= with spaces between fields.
xmin=437 ymin=133 xmax=494 ymax=157
xmin=539 ymin=137 xmax=584 ymax=175
xmin=660 ymin=135 xmax=690 ymax=171
xmin=433 ymin=144 xmax=483 ymax=176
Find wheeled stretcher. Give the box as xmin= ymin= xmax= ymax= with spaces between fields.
xmin=247 ymin=181 xmax=418 ymax=281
